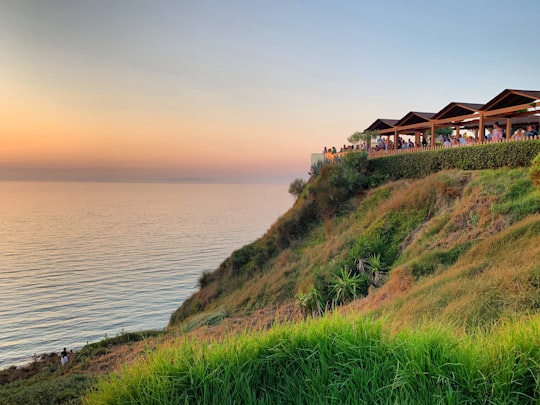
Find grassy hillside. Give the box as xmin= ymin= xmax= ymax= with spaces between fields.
xmin=170 ymin=165 xmax=540 ymax=331
xmin=5 ymin=145 xmax=540 ymax=403
xmin=87 ymin=315 xmax=540 ymax=404
xmin=86 ymin=155 xmax=538 ymax=403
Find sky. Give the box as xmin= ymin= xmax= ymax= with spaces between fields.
xmin=1 ymin=0 xmax=539 ymax=183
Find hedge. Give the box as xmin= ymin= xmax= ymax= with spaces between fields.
xmin=367 ymin=140 xmax=540 ymax=180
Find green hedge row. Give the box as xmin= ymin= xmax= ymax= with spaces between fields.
xmin=368 ymin=140 xmax=540 ymax=180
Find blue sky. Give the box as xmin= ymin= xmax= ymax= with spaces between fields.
xmin=1 ymin=0 xmax=539 ymax=182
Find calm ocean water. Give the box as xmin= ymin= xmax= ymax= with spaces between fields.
xmin=0 ymin=182 xmax=293 ymax=368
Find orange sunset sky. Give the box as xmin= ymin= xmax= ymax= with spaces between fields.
xmin=2 ymin=1 xmax=539 ymax=182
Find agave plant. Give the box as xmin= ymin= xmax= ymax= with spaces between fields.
xmin=296 ymin=287 xmax=325 ymax=317
xmin=329 ymin=267 xmax=367 ymax=305
xmin=356 ymin=253 xmax=387 ymax=288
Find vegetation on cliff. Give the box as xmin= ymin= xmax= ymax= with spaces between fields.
xmin=4 ymin=141 xmax=540 ymax=403
xmin=170 ymin=141 xmax=540 ymax=329
xmin=87 ymin=315 xmax=540 ymax=404
xmin=91 ymin=142 xmax=539 ymax=404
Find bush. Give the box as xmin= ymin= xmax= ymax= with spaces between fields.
xmin=328 ymin=267 xmax=369 ymax=304
xmin=288 ymin=178 xmax=307 ymax=198
xmin=231 ymin=244 xmax=258 ymax=270
xmin=529 ymin=151 xmax=540 ymax=187
xmin=308 ymin=152 xmax=369 ymax=218
xmin=369 ymin=140 xmax=540 ymax=181
xmin=296 ymin=288 xmax=325 ymax=317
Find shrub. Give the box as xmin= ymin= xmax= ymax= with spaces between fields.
xmin=288 ymin=178 xmax=307 ymax=198
xmin=198 ymin=271 xmax=213 ymax=288
xmin=274 ymin=202 xmax=318 ymax=248
xmin=231 ymin=244 xmax=258 ymax=270
xmin=529 ymin=151 xmax=540 ymax=187
xmin=309 ymin=152 xmax=369 ymax=218
xmin=328 ymin=267 xmax=368 ymax=305
xmin=369 ymin=140 xmax=540 ymax=181
xmin=296 ymin=288 xmax=325 ymax=317
xmin=309 ymin=160 xmax=323 ymax=176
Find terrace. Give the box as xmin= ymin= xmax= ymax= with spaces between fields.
xmin=312 ymin=89 xmax=540 ymax=165
xmin=368 ymin=89 xmax=540 ymax=158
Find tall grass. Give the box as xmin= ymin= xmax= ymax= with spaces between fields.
xmin=85 ymin=315 xmax=539 ymax=404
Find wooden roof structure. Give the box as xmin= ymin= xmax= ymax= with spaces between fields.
xmin=432 ymin=102 xmax=482 ymax=121
xmin=364 ymin=89 xmax=540 ymax=146
xmin=481 ymin=89 xmax=540 ymax=112
xmin=364 ymin=118 xmax=399 ymax=132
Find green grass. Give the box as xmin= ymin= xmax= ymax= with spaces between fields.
xmin=180 ymin=307 xmax=227 ymax=333
xmin=85 ymin=315 xmax=540 ymax=404
xmin=470 ymin=168 xmax=540 ymax=223
xmin=406 ymin=241 xmax=474 ymax=279
xmin=0 ymin=330 xmax=164 ymax=405
xmin=0 ymin=373 xmax=96 ymax=405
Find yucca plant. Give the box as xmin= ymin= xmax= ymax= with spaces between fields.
xmin=296 ymin=287 xmax=325 ymax=317
xmin=356 ymin=253 xmax=387 ymax=288
xmin=329 ymin=267 xmax=368 ymax=305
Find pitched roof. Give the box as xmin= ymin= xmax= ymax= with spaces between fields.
xmin=432 ymin=102 xmax=482 ymax=120
xmin=481 ymin=89 xmax=540 ymax=111
xmin=394 ymin=112 xmax=435 ymax=127
xmin=364 ymin=118 xmax=399 ymax=132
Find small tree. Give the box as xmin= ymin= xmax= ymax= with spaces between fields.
xmin=347 ymin=131 xmax=363 ymax=146
xmin=425 ymin=127 xmax=453 ymax=140
xmin=289 ymin=178 xmax=307 ymax=198
xmin=348 ymin=130 xmax=377 ymax=149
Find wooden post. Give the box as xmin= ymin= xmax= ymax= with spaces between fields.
xmin=394 ymin=129 xmax=398 ymax=150
xmin=506 ymin=118 xmax=511 ymax=140
xmin=431 ymin=122 xmax=436 ymax=147
xmin=415 ymin=131 xmax=420 ymax=147
xmin=479 ymin=114 xmax=485 ymax=143
xmin=455 ymin=125 xmax=460 ymax=139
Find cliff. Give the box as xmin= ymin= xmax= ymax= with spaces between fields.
xmin=170 ymin=144 xmax=540 ymax=332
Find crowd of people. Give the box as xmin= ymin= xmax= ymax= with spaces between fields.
xmin=322 ymin=143 xmax=368 ymax=154
xmin=322 ymin=123 xmax=539 ymax=157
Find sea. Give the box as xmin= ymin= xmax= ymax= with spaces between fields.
xmin=0 ymin=181 xmax=293 ymax=369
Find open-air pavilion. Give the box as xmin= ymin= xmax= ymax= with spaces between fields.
xmin=364 ymin=89 xmax=540 ymax=153
xmin=311 ymin=89 xmax=540 ymax=166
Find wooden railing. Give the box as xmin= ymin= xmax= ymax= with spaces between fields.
xmin=367 ymin=136 xmax=539 ymax=159
xmin=311 ymin=136 xmax=540 ymax=167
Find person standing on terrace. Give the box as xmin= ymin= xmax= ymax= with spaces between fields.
xmin=493 ymin=122 xmax=503 ymax=142
xmin=376 ymin=134 xmax=383 ymax=149
xmin=443 ymin=137 xmax=451 ymax=148
xmin=486 ymin=128 xmax=493 ymax=142
xmin=526 ymin=125 xmax=538 ymax=139
xmin=513 ymin=128 xmax=524 ymax=140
